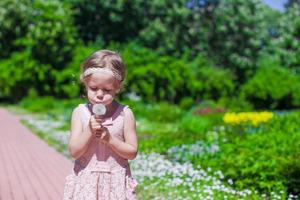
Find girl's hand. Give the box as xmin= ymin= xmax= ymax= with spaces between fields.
xmin=89 ymin=115 xmax=103 ymax=137
xmin=98 ymin=126 xmax=111 ymax=142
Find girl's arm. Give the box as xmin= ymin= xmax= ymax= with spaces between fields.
xmin=104 ymin=108 xmax=138 ymax=160
xmin=68 ymin=107 xmax=94 ymax=160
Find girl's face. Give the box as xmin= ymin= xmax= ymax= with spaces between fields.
xmin=84 ymin=72 xmax=120 ymax=106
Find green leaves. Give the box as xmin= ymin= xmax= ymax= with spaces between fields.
xmin=119 ymin=43 xmax=236 ymax=103
xmin=0 ymin=0 xmax=32 ymax=58
xmin=0 ymin=51 xmax=50 ymax=101
xmin=20 ymin=0 xmax=77 ymax=67
xmin=274 ymin=4 xmax=300 ymax=68
xmin=210 ymin=0 xmax=269 ymax=81
xmin=241 ymin=65 xmax=300 ymax=109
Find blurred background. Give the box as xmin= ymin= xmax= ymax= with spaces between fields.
xmin=0 ymin=0 xmax=300 ymax=199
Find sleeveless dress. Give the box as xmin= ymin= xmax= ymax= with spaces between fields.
xmin=63 ymin=103 xmax=138 ymax=200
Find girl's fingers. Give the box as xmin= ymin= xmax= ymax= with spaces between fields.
xmin=91 ymin=116 xmax=103 ymax=124
xmin=91 ymin=121 xmax=102 ymax=128
xmin=94 ymin=115 xmax=102 ymax=119
xmin=100 ymin=131 xmax=106 ymax=139
xmin=90 ymin=115 xmax=102 ymax=122
xmin=95 ymin=131 xmax=102 ymax=138
xmin=94 ymin=125 xmax=102 ymax=130
xmin=95 ymin=118 xmax=103 ymax=123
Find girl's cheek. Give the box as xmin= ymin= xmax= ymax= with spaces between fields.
xmin=87 ymin=90 xmax=96 ymax=98
xmin=106 ymin=94 xmax=115 ymax=101
xmin=104 ymin=94 xmax=112 ymax=100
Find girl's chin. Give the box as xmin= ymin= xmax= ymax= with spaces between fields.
xmin=90 ymin=102 xmax=104 ymax=105
xmin=90 ymin=101 xmax=113 ymax=106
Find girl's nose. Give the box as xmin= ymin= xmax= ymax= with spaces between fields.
xmin=96 ymin=89 xmax=104 ymax=98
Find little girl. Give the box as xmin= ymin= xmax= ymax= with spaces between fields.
xmin=63 ymin=50 xmax=138 ymax=200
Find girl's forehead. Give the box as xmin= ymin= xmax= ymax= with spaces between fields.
xmin=85 ymin=73 xmax=116 ymax=87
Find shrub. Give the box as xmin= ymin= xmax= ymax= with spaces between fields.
xmin=0 ymin=0 xmax=32 ymax=58
xmin=195 ymin=111 xmax=300 ymax=195
xmin=119 ymin=43 xmax=235 ymax=104
xmin=188 ymin=56 xmax=236 ymax=101
xmin=241 ymin=66 xmax=300 ymax=109
xmin=178 ymin=114 xmax=213 ymax=136
xmin=70 ymin=0 xmax=146 ymax=44
xmin=120 ymin=43 xmax=196 ymax=103
xmin=0 ymin=0 xmax=77 ymax=100
xmin=53 ymin=43 xmax=99 ymax=98
xmin=16 ymin=0 xmax=77 ymax=68
xmin=0 ymin=51 xmax=50 ymax=101
xmin=128 ymin=101 xmax=184 ymax=123
xmin=179 ymin=97 xmax=194 ymax=110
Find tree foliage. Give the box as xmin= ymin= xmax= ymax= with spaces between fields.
xmin=16 ymin=0 xmax=77 ymax=68
xmin=0 ymin=0 xmax=32 ymax=58
xmin=273 ymin=4 xmax=300 ymax=69
xmin=69 ymin=0 xmax=146 ymax=44
xmin=207 ymin=0 xmax=269 ymax=82
xmin=285 ymin=0 xmax=300 ymax=9
xmin=0 ymin=0 xmax=300 ymax=110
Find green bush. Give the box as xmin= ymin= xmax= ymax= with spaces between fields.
xmin=0 ymin=0 xmax=77 ymax=100
xmin=275 ymin=4 xmax=300 ymax=68
xmin=0 ymin=51 xmax=50 ymax=101
xmin=69 ymin=0 xmax=194 ymax=57
xmin=16 ymin=0 xmax=77 ymax=68
xmin=53 ymin=43 xmax=99 ymax=98
xmin=209 ymin=0 xmax=269 ymax=82
xmin=217 ymin=96 xmax=254 ymax=112
xmin=123 ymin=100 xmax=184 ymax=123
xmin=52 ymin=42 xmax=235 ymax=104
xmin=136 ymin=0 xmax=196 ymax=56
xmin=193 ymin=111 xmax=300 ymax=195
xmin=70 ymin=0 xmax=146 ymax=44
xmin=119 ymin=43 xmax=235 ymax=104
xmin=265 ymin=111 xmax=300 ymax=195
xmin=241 ymin=65 xmax=300 ymax=109
xmin=178 ymin=97 xmax=195 ymax=110
xmin=178 ymin=114 xmax=213 ymax=136
xmin=189 ymin=56 xmax=236 ymax=101
xmin=120 ymin=43 xmax=194 ymax=103
xmin=0 ymin=0 xmax=32 ymax=58
xmin=196 ymin=67 xmax=234 ymax=100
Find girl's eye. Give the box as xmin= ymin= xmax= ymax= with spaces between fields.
xmin=103 ymin=89 xmax=111 ymax=93
xmin=90 ymin=87 xmax=97 ymax=91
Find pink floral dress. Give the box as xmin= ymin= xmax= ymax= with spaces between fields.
xmin=63 ymin=103 xmax=138 ymax=200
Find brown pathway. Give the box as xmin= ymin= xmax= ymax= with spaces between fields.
xmin=0 ymin=108 xmax=73 ymax=200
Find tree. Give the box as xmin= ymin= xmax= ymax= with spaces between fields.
xmin=0 ymin=0 xmax=77 ymax=100
xmin=69 ymin=0 xmax=217 ymax=57
xmin=285 ymin=0 xmax=300 ymax=9
xmin=206 ymin=0 xmax=269 ymax=82
xmin=273 ymin=4 xmax=300 ymax=69
xmin=17 ymin=0 xmax=77 ymax=68
xmin=0 ymin=0 xmax=32 ymax=58
xmin=138 ymin=0 xmax=221 ymax=57
xmin=137 ymin=0 xmax=193 ymax=56
xmin=69 ymin=0 xmax=146 ymax=44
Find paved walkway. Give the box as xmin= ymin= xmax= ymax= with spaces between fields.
xmin=0 ymin=108 xmax=73 ymax=200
